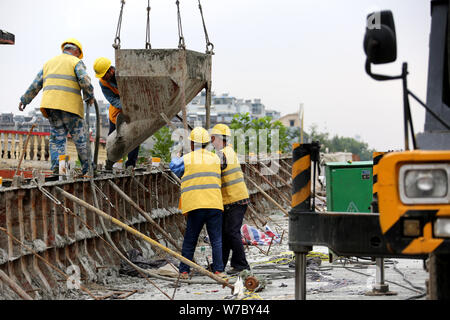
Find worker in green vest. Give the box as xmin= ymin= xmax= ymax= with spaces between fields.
xmin=170 ymin=127 xmax=226 ymax=279
xmin=19 ymin=38 xmax=94 ymax=175
xmin=211 ymin=123 xmax=251 ymax=275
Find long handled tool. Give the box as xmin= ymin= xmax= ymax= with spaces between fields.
xmin=0 ymin=269 xmax=33 ymax=300
xmin=15 ymin=124 xmax=36 ymax=176
xmin=55 ymin=186 xmax=234 ymax=291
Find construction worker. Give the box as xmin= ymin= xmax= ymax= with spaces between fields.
xmin=19 ymin=38 xmax=94 ymax=175
xmin=93 ymin=57 xmax=139 ymax=171
xmin=170 ymin=127 xmax=226 ymax=279
xmin=210 ymin=123 xmax=251 ymax=275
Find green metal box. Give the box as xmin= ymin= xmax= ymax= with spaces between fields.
xmin=325 ymin=161 xmax=373 ymax=213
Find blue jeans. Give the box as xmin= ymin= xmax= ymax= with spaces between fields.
xmin=179 ymin=208 xmax=224 ymax=273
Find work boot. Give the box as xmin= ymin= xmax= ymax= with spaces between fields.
xmin=179 ymin=272 xmax=189 ymax=279
xmin=52 ymin=167 xmax=59 ymax=176
xmin=104 ymin=159 xmax=114 ymax=172
xmin=214 ymin=271 xmax=228 ymax=279
xmin=226 ymin=267 xmax=250 ymax=276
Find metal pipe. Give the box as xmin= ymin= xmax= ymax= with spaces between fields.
xmin=88 ymin=180 xmax=172 ymax=300
xmin=93 ymin=99 xmax=100 ymax=169
xmin=55 ymin=186 xmax=234 ymax=291
xmin=295 ymin=252 xmax=307 ymax=300
xmin=245 ymin=163 xmax=291 ymax=204
xmin=246 ymin=177 xmax=289 ymax=216
xmin=0 ymin=269 xmax=33 ymax=300
xmin=270 ymin=160 xmax=292 ymax=177
xmin=281 ymin=158 xmax=292 ymax=170
xmin=376 ymin=258 xmax=385 ymax=284
xmin=247 ymin=204 xmax=268 ymax=226
xmin=205 ymin=81 xmax=212 ymax=129
xmin=259 ymin=162 xmax=290 ymax=186
xmin=401 ymin=63 xmax=414 ymax=150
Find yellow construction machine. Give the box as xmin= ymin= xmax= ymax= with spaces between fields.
xmin=289 ymin=0 xmax=450 ymax=300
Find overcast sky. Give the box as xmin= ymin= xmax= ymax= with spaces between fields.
xmin=0 ymin=0 xmax=431 ymax=151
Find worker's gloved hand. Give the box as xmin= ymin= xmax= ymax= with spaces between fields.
xmin=18 ymin=102 xmax=26 ymax=111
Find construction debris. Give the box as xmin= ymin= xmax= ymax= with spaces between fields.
xmin=0 ymin=155 xmax=293 ymax=300
xmin=119 ymin=249 xmax=178 ymax=278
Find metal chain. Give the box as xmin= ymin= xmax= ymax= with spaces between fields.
xmin=145 ymin=0 xmax=151 ymax=49
xmin=197 ymin=0 xmax=214 ymax=54
xmin=176 ymin=0 xmax=186 ymax=49
xmin=113 ymin=0 xmax=126 ymax=49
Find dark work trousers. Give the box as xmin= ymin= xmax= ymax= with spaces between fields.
xmin=222 ymin=204 xmax=250 ymax=271
xmin=179 ymin=208 xmax=224 ymax=273
xmin=109 ymin=120 xmax=139 ymax=167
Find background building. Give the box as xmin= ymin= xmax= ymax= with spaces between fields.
xmin=279 ymin=112 xmax=300 ymax=128
xmin=185 ymin=91 xmax=280 ymax=128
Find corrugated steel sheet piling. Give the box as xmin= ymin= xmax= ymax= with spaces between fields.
xmin=0 ymin=156 xmax=292 ymax=299
xmin=56 ymin=186 xmax=235 ymax=291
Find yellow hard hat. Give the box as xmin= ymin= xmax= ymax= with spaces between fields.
xmin=93 ymin=57 xmax=112 ymax=79
xmin=211 ymin=123 xmax=231 ymax=137
xmin=61 ymin=38 xmax=83 ymax=59
xmin=189 ymin=127 xmax=211 ymax=144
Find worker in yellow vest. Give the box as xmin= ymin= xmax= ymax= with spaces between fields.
xmin=170 ymin=127 xmax=227 ymax=279
xmin=93 ymin=57 xmax=140 ymax=171
xmin=211 ymin=123 xmax=251 ymax=275
xmin=19 ymin=38 xmax=94 ymax=175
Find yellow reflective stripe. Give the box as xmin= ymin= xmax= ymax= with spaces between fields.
xmin=222 ymin=177 xmax=244 ymax=188
xmin=181 ymin=172 xmax=221 ymax=183
xmin=44 ymin=74 xmax=78 ymax=82
xmin=43 ymin=85 xmax=81 ymax=95
xmin=222 ymin=167 xmax=241 ymax=177
xmin=181 ymin=184 xmax=221 ymax=193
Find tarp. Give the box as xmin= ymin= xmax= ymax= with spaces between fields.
xmin=241 ymin=224 xmax=281 ymax=246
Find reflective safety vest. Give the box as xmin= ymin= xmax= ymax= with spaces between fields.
xmin=220 ymin=145 xmax=249 ymax=205
xmin=41 ymin=53 xmax=84 ymax=118
xmin=100 ymin=79 xmax=122 ymax=124
xmin=180 ymin=149 xmax=223 ymax=214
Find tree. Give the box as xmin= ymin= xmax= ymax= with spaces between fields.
xmin=149 ymin=126 xmax=174 ymax=162
xmin=307 ymin=124 xmax=376 ymax=160
xmin=229 ymin=113 xmax=290 ymax=155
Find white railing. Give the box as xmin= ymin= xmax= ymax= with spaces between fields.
xmin=0 ymin=130 xmax=49 ymax=161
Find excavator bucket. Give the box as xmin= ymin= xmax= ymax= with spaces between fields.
xmin=106 ymin=49 xmax=212 ymax=162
